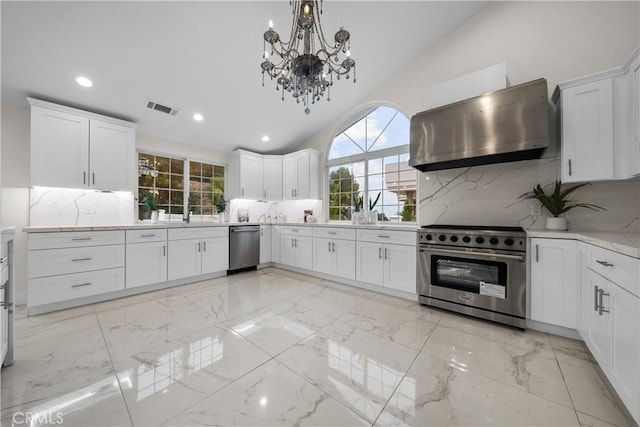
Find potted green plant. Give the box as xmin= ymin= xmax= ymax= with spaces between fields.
xmin=520 ymin=181 xmax=604 ymax=230
xmin=215 ymin=195 xmax=227 ymax=222
xmin=141 ymin=193 xmax=159 ymax=224
xmin=352 ymin=194 xmax=364 ymax=224
xmin=368 ymin=192 xmax=381 ymax=223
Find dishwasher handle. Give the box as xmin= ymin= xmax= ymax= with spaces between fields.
xmin=230 ymin=227 xmax=260 ymax=232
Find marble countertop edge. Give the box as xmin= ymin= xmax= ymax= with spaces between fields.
xmin=526 ymin=230 xmax=640 ymax=259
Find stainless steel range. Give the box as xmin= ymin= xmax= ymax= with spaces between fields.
xmin=417 ymin=225 xmax=527 ymax=329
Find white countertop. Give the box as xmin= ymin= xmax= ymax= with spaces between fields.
xmin=527 ymin=230 xmax=640 ymax=259
xmin=23 ymin=222 xmax=420 ymax=233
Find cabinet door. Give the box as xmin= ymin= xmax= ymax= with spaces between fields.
xmin=633 ymin=56 xmax=640 ymax=176
xmin=0 ymin=267 xmax=7 ymax=363
xmin=609 ymin=284 xmax=640 ymax=420
xmin=89 ymin=119 xmax=135 ymax=191
xmin=201 ymin=237 xmax=228 ymax=274
xmin=295 ymin=153 xmax=310 ymax=199
xmin=31 ymin=106 xmax=89 ymax=188
xmin=260 ymin=226 xmax=272 ymax=264
xmin=384 ymin=243 xmax=417 ymax=293
xmin=561 ymin=79 xmax=614 ymax=182
xmin=577 ymin=244 xmax=590 ymax=339
xmin=356 ymin=241 xmax=384 ymax=286
xmin=283 ymin=156 xmax=297 ymax=199
xmin=239 ymin=153 xmax=263 ymax=199
xmin=262 ymin=156 xmax=283 ymax=200
xmin=313 ymin=237 xmax=334 ymax=275
xmin=586 ymin=269 xmax=612 ymax=370
xmin=168 ymin=239 xmax=201 ymax=280
xmin=334 ymin=239 xmax=356 ymax=280
xmin=295 ymin=236 xmax=313 ymax=270
xmin=271 ymin=226 xmax=281 ymax=263
xmin=125 ymin=242 xmax=167 ymax=288
xmin=530 ymin=238 xmax=578 ymax=328
xmin=280 ymin=236 xmax=297 ymax=267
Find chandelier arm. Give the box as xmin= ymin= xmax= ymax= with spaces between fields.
xmin=311 ymin=0 xmax=335 ymax=51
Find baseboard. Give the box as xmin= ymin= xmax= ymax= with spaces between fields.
xmin=14 ymin=290 xmax=27 ymax=306
xmin=526 ymin=318 xmax=581 ymax=340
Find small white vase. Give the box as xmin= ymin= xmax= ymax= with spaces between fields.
xmin=546 ymin=216 xmax=567 ymax=231
xmin=150 ymin=211 xmax=159 ymax=224
xmin=368 ymin=210 xmax=378 ymax=224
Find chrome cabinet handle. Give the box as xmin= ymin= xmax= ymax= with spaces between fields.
xmin=568 ymin=159 xmax=572 ymax=176
xmin=332 ymin=242 xmax=335 ymax=252
xmin=379 ymin=247 xmax=382 ymax=259
xmin=197 ymin=242 xmax=201 ymax=252
xmin=596 ymin=260 xmax=614 ymax=267
xmin=290 ymin=229 xmax=298 ymax=232
xmin=71 ymin=282 xmax=92 ymax=288
xmin=377 ymin=235 xmax=390 ymax=239
xmin=291 ymin=238 xmax=294 ymax=247
xmin=241 ymin=188 xmax=244 ymax=197
xmin=535 ymin=244 xmax=539 ymax=262
xmin=291 ymin=189 xmax=294 ymax=197
xmin=72 ymin=257 xmax=92 ymax=262
xmin=0 ymin=281 xmax=7 ymax=309
xmin=83 ymin=171 xmax=87 ymax=185
xmin=141 ymin=234 xmax=157 ymax=238
xmin=594 ymin=285 xmax=600 ymax=311
xmin=163 ymin=245 xmax=166 ymax=257
xmin=328 ymin=232 xmax=337 ymax=235
xmin=203 ymin=241 xmax=207 ymax=252
xmin=71 ymin=237 xmax=92 ymax=241
xmin=328 ymin=242 xmax=331 ymax=252
xmin=0 ymin=257 xmax=7 ymax=264
xmin=260 ymin=229 xmax=263 ymax=237
xmin=384 ymin=248 xmax=388 ymax=260
xmin=92 ymin=172 xmax=95 ymax=185
xmin=294 ymin=239 xmax=298 ymax=248
xmin=598 ymin=289 xmax=610 ymax=315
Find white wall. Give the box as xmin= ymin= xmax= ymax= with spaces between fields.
xmin=303 ymin=1 xmax=640 ymax=230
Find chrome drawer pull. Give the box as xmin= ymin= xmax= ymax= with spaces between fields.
xmin=71 ymin=237 xmax=92 ymax=241
xmin=328 ymin=232 xmax=337 ymax=235
xmin=596 ymin=260 xmax=614 ymax=267
xmin=72 ymin=257 xmax=92 ymax=262
xmin=0 ymin=257 xmax=7 ymax=264
xmin=71 ymin=282 xmax=92 ymax=288
xmin=598 ymin=289 xmax=610 ymax=315
xmin=594 ymin=285 xmax=599 ymax=311
xmin=141 ymin=234 xmax=157 ymax=238
xmin=377 ymin=235 xmax=390 ymax=238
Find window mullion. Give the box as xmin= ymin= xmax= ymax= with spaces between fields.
xmin=183 ymin=159 xmax=189 ymax=218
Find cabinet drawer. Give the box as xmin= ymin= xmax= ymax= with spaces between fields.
xmin=126 ymin=229 xmax=167 ymax=243
xmin=281 ymin=226 xmax=313 ymax=237
xmin=168 ymin=227 xmax=228 ymax=241
xmin=29 ymin=267 xmax=125 ymax=306
xmin=29 ymin=245 xmax=125 ymax=278
xmin=357 ymin=229 xmax=416 ymax=246
xmin=313 ymin=227 xmax=355 ymax=240
xmin=587 ymin=244 xmax=639 ymax=296
xmin=28 ymin=230 xmax=125 ymax=250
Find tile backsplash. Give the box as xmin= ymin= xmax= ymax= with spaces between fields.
xmin=30 ymin=187 xmax=135 ymax=226
xmin=229 ymin=199 xmax=323 ymax=223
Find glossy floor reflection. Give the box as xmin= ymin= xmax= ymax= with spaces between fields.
xmin=1 ymin=268 xmax=635 ymax=426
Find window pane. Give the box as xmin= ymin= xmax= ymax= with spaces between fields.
xmin=368 ymin=174 xmax=383 ymax=191
xmin=171 ymin=159 xmax=184 ymax=175
xmin=171 ymin=191 xmax=183 ymax=206
xmin=138 ymin=174 xmax=154 ymax=187
xmin=156 ymin=156 xmax=170 ymax=173
xmin=368 ymin=158 xmax=383 ymax=174
xmin=189 ymin=191 xmax=201 ymax=206
xmin=202 ymin=163 xmax=213 ymax=178
xmin=157 ymin=189 xmax=169 ymax=204
xmin=190 ymin=161 xmax=202 ymax=177
xmin=170 ymin=174 xmax=183 ymax=190
xmin=156 ymin=173 xmax=170 ymax=189
xmin=328 ymin=134 xmax=364 ymax=160
xmin=368 ymin=109 xmax=410 ymax=153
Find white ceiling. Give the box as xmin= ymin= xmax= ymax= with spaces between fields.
xmin=2 ymin=1 xmax=487 ymax=154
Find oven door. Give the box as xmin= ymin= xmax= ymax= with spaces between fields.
xmin=418 ymin=246 xmax=526 ymax=318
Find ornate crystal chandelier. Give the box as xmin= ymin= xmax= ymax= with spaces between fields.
xmin=261 ymin=0 xmax=356 ymax=114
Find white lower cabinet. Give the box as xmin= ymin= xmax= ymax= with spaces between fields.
xmin=126 ymin=241 xmax=167 ymax=288
xmin=260 ymin=225 xmax=272 ymax=264
xmin=529 ymin=238 xmax=578 ymax=328
xmin=280 ymin=227 xmax=313 ymax=270
xmin=201 ymin=237 xmax=228 ymax=274
xmin=313 ymin=237 xmax=356 ymax=280
xmin=167 ymin=228 xmax=228 ymax=281
xmin=384 ymin=243 xmax=417 ymax=293
xmin=356 ymin=241 xmax=385 ymax=286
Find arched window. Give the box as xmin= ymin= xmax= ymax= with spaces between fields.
xmin=327 ymin=106 xmax=416 ymax=222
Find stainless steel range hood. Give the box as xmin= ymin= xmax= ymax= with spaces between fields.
xmin=409 ymin=78 xmax=549 ymax=172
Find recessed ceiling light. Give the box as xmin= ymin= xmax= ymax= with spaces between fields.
xmin=74 ymin=75 xmax=93 ymax=88
xmin=262 ymin=135 xmax=270 ymax=142
xmin=193 ymin=113 xmax=204 ymax=122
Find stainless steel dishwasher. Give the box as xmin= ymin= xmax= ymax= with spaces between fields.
xmin=228 ymin=225 xmax=260 ymax=272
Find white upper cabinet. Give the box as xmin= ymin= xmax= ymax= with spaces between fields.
xmin=283 ymin=149 xmax=320 ymax=200
xmin=262 ymin=156 xmax=283 ymax=200
xmin=555 ymin=45 xmax=640 ymax=182
xmin=29 ymin=98 xmax=136 ymax=191
xmin=231 ymin=150 xmax=264 ymax=199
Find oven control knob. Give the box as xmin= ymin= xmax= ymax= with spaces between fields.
xmin=462 ymin=236 xmax=471 ymax=243
xmin=475 ymin=236 xmax=485 ymax=244
xmin=450 ymin=235 xmax=458 ymax=242
xmin=490 ymin=237 xmax=499 ymax=245
xmin=504 ymin=238 xmax=514 ymax=246
xmin=425 ymin=234 xmax=433 ymax=241
xmin=438 ymin=235 xmax=447 ymax=242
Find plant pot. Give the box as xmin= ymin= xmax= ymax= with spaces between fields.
xmin=351 ymin=213 xmax=358 ymax=224
xmin=546 ymin=216 xmax=567 ymax=231
xmin=150 ymin=211 xmax=159 ymax=224
xmin=368 ymin=210 xmax=378 ymax=224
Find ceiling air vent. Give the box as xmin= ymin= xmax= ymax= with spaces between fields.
xmin=145 ymin=99 xmax=180 ymax=116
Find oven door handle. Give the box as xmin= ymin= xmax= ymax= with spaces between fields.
xmin=419 ymin=247 xmax=525 ymax=263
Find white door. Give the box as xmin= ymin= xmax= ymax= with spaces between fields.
xmin=384 ymin=244 xmax=417 ymax=293
xmin=530 ymin=238 xmax=578 ymax=328
xmin=280 ymin=235 xmax=297 ymax=267
xmin=201 ymin=237 xmax=228 ymax=274
xmin=356 ymin=241 xmax=384 ymax=286
xmin=334 ymin=239 xmax=356 ymax=280
xmin=561 ymin=79 xmax=614 ymax=182
xmin=313 ymin=237 xmax=334 ymax=275
xmin=239 ymin=153 xmax=263 ymax=199
xmin=168 ymin=239 xmax=201 ymax=280
xmin=125 ymin=242 xmax=167 ymax=288
xmin=260 ymin=226 xmax=272 ymax=264
xmin=295 ymin=236 xmax=313 ymax=270
xmin=89 ymin=119 xmax=135 ymax=191
xmin=30 ymin=107 xmax=89 ymax=188
xmin=262 ymin=156 xmax=283 ymax=200
xmin=283 ymin=156 xmax=297 ymax=199
xmin=586 ymin=270 xmax=612 ymax=370
xmin=295 ymin=152 xmax=310 ymax=199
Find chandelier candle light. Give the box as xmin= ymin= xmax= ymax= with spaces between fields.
xmin=261 ymin=0 xmax=356 ymax=114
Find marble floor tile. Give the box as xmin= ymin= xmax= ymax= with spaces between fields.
xmin=276 ymin=319 xmax=418 ymax=423
xmin=576 ymin=411 xmax=624 ymax=427
xmin=376 ymin=352 xmax=580 ymax=426
xmin=549 ymin=333 xmax=595 ymax=361
xmin=14 ymin=311 xmax=102 ymax=348
xmin=113 ymin=324 xmax=271 ymax=426
xmin=290 ymin=285 xmax=372 ymax=319
xmin=163 ymin=359 xmax=368 ymax=426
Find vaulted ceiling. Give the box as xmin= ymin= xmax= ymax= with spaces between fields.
xmin=2 ymin=1 xmax=487 ymax=154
